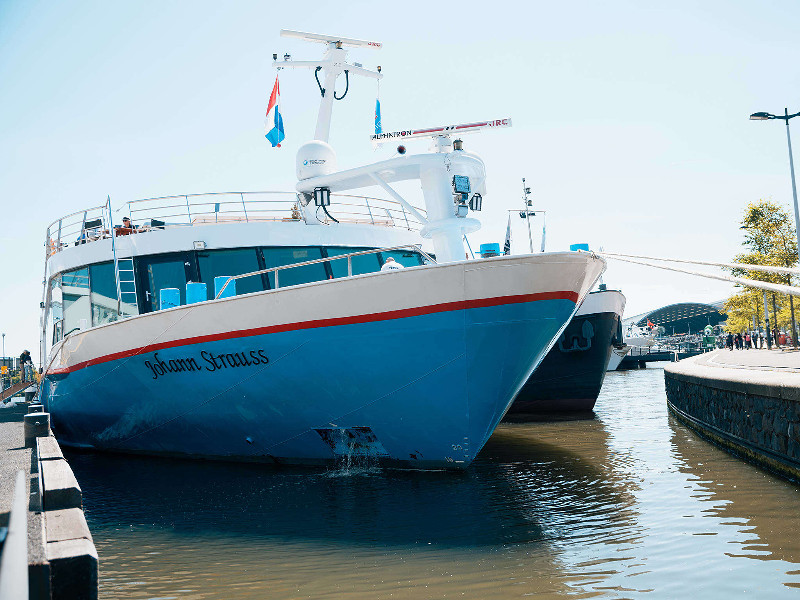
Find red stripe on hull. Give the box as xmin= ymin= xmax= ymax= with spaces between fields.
xmin=47 ymin=291 xmax=578 ymax=376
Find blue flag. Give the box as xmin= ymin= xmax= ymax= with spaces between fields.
xmin=375 ymin=98 xmax=382 ymax=135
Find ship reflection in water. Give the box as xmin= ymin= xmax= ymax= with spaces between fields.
xmin=69 ymin=368 xmax=800 ymax=599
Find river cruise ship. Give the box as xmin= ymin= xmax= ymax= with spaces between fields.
xmin=37 ymin=30 xmax=605 ymax=469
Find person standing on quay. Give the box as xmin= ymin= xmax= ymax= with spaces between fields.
xmin=726 ymin=332 xmax=734 ymax=351
xmin=19 ymin=349 xmax=33 ymax=382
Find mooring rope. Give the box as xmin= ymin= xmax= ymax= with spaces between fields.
xmin=595 ymin=252 xmax=800 ymax=297
xmin=598 ymin=251 xmax=800 ymax=277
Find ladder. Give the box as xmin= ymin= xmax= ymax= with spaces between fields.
xmin=106 ymin=197 xmax=139 ymax=317
xmin=116 ymin=258 xmax=138 ymax=315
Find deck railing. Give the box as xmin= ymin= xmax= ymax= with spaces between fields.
xmin=44 ymin=191 xmax=427 ymax=259
xmin=214 ymin=244 xmax=437 ymax=298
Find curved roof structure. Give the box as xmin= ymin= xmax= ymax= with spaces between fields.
xmin=624 ymin=301 xmax=726 ymax=334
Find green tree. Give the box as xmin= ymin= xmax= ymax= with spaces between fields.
xmin=723 ymin=200 xmax=798 ymax=345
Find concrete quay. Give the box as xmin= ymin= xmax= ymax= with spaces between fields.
xmin=665 ymin=349 xmax=800 ymax=482
xmin=0 ymin=401 xmax=97 ymax=599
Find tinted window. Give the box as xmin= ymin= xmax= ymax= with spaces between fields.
xmin=261 ymin=247 xmax=326 ymax=288
xmin=197 ymin=249 xmax=264 ymax=299
xmin=326 ymin=247 xmax=380 ymax=277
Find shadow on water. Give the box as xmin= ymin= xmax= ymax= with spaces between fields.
xmin=67 ymin=415 xmax=636 ymax=550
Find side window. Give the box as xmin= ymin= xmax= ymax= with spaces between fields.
xmin=197 ymin=249 xmax=264 ymax=299
xmin=325 ymin=247 xmax=380 ymax=277
xmin=379 ymin=250 xmax=427 ymax=268
xmin=61 ymin=268 xmax=91 ymax=335
xmin=89 ymin=262 xmax=120 ymax=326
xmin=49 ymin=275 xmax=64 ymax=343
xmin=261 ymin=247 xmax=326 ymax=288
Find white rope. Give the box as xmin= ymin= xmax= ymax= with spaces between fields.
xmin=599 ymin=253 xmax=800 ymax=297
xmin=598 ymin=251 xmax=800 ymax=277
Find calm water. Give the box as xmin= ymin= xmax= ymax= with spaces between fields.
xmin=68 ymin=367 xmax=800 ymax=599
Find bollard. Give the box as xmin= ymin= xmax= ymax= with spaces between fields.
xmin=24 ymin=412 xmax=50 ymax=448
xmin=28 ymin=403 xmax=45 ymax=414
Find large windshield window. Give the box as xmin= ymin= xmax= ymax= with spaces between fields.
xmin=197 ymin=249 xmax=264 ymax=299
xmin=261 ymin=247 xmax=326 ymax=288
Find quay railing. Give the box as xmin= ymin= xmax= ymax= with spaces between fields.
xmin=215 ymin=244 xmax=436 ymax=298
xmin=44 ymin=191 xmax=427 ymax=259
xmin=0 ymin=470 xmax=28 ymax=600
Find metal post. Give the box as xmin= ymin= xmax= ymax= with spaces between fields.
xmin=107 ymin=197 xmax=123 ymax=316
xmin=365 ymin=197 xmax=374 ymax=224
xmin=185 ymin=195 xmax=192 ymax=223
xmin=785 ymin=109 xmax=800 ymax=348
xmin=274 ymin=269 xmax=279 ymax=289
xmin=241 ymin=193 xmax=249 ymax=223
xmin=764 ymin=291 xmax=772 ymax=349
xmin=347 ymin=256 xmax=352 ymax=276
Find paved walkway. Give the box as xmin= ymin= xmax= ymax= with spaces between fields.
xmin=0 ymin=402 xmax=31 ymax=526
xmin=694 ymin=349 xmax=800 ymax=373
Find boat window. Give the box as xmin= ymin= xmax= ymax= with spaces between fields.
xmin=197 ymin=249 xmax=264 ymax=299
xmin=379 ymin=250 xmax=428 ymax=268
xmin=49 ymin=276 xmax=64 ymax=344
xmin=143 ymin=257 xmax=192 ymax=310
xmin=88 ymin=261 xmax=139 ymax=325
xmin=61 ymin=267 xmax=91 ymax=336
xmin=261 ymin=247 xmax=326 ymax=288
xmin=325 ymin=247 xmax=380 ymax=277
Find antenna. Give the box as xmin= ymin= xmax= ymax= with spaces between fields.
xmin=371 ymin=119 xmax=511 ymax=145
xmin=274 ymin=30 xmax=383 ymax=142
xmin=370 ymin=119 xmax=511 ymax=150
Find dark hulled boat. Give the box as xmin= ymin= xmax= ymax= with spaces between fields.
xmin=505 ymin=288 xmax=626 ymax=417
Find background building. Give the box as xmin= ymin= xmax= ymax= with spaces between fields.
xmin=623 ymin=301 xmax=726 ymax=335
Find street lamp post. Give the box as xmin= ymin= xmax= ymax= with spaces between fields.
xmin=750 ymin=108 xmax=800 ymax=348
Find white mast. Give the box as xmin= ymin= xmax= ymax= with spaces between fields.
xmin=278 ymin=31 xmax=511 ymax=263
xmin=273 ymin=30 xmax=383 ymax=143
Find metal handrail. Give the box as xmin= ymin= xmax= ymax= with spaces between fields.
xmin=45 ymin=191 xmax=428 ymax=259
xmin=44 ymin=203 xmax=107 ymax=234
xmin=215 ymin=244 xmax=436 ymax=299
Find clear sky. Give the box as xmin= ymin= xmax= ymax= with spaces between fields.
xmin=1 ymin=0 xmax=799 ymax=363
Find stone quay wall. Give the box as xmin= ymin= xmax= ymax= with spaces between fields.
xmin=664 ymin=355 xmax=800 ymax=483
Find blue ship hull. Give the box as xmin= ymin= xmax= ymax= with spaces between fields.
xmin=40 ymin=297 xmax=577 ymax=469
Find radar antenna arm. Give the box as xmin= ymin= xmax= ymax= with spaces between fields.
xmin=272 ymin=60 xmax=324 ymax=70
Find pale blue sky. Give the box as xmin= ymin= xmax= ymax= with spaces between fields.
xmin=1 ymin=0 xmax=799 ymax=361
